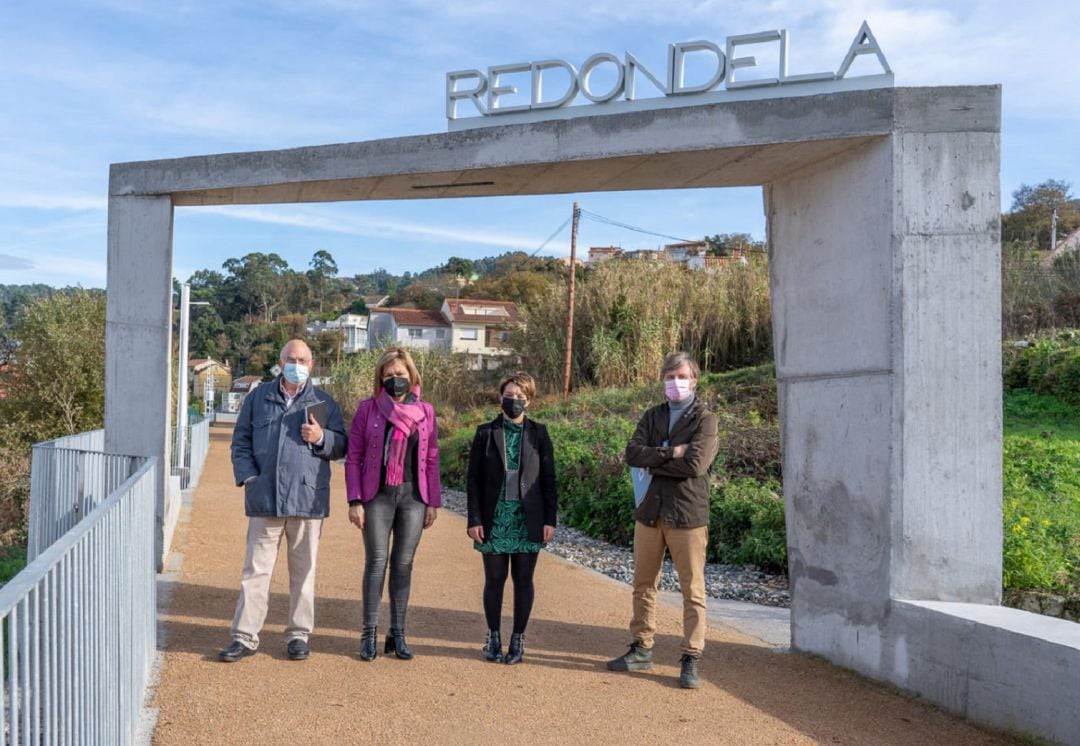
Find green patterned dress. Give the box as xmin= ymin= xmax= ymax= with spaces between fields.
xmin=475 ymin=419 xmax=544 ymax=555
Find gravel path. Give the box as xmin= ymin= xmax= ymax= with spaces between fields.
xmin=149 ymin=429 xmax=1014 ymax=745
xmin=440 ymin=489 xmax=790 ymax=608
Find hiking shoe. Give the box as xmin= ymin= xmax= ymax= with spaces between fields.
xmin=287 ymin=638 xmax=310 ymax=661
xmin=606 ymin=641 xmax=653 ymax=671
xmin=679 ymin=654 xmax=700 ymax=689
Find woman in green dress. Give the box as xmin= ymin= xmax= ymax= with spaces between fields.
xmin=466 ymin=371 xmax=557 ymax=665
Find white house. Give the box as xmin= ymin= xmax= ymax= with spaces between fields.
xmin=367 ymin=308 xmax=451 ymax=350
xmin=587 ymin=246 xmax=623 ymax=264
xmin=306 ymin=313 xmax=369 ymax=353
xmin=441 ymin=298 xmax=522 ymax=369
xmin=663 ymin=240 xmax=708 ymax=269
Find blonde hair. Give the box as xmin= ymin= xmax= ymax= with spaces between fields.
xmin=498 ymin=371 xmax=537 ymax=401
xmin=373 ymin=347 xmax=422 ymax=397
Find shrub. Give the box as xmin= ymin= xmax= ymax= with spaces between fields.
xmin=1002 ymin=435 xmax=1080 ymax=594
xmin=709 ymin=479 xmax=786 ymax=572
xmin=1003 ymin=332 xmax=1080 ymax=405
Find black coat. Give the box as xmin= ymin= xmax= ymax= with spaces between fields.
xmin=466 ymin=415 xmax=557 ymax=543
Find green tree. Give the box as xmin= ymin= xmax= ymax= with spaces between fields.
xmin=1002 ymin=180 xmax=1080 ymax=250
xmin=222 ymin=252 xmax=290 ymax=323
xmin=442 ymin=256 xmax=475 ymax=279
xmin=307 ymin=250 xmax=339 ymax=313
xmin=188 ymin=269 xmax=225 ymax=302
xmin=0 ymin=291 xmax=106 ymax=439
xmin=705 ymin=233 xmax=762 ymax=256
xmin=462 ymin=271 xmax=559 ymax=309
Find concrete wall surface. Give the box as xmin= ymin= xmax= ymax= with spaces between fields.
xmin=891 ymin=601 xmax=1080 ymax=745
xmin=104 ymin=195 xmax=174 ymax=569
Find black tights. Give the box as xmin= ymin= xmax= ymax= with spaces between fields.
xmin=482 ymin=552 xmax=539 ymax=634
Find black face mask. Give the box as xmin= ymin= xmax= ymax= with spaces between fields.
xmin=501 ymin=397 xmax=526 ymax=419
xmin=383 ymin=376 xmax=410 ymax=398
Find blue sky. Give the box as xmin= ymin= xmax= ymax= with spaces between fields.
xmin=1 ymin=0 xmax=1077 ymax=288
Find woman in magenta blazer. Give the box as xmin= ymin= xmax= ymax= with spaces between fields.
xmin=345 ymin=346 xmax=441 ymax=661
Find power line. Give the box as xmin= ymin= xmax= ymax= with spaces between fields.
xmin=578 ymin=208 xmax=768 ymax=253
xmin=531 ymin=215 xmax=572 ymax=256
xmin=579 ymin=209 xmax=696 ymax=244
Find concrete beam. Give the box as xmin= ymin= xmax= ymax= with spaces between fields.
xmin=109 ymin=87 xmax=998 ymax=205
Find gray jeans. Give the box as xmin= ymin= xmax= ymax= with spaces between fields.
xmin=361 ymin=483 xmax=426 ymax=629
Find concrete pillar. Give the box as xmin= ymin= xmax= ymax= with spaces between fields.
xmin=104 ymin=195 xmax=174 ymax=567
xmin=766 ymin=123 xmax=1001 ymax=676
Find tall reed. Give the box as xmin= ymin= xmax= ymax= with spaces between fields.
xmin=519 ymin=257 xmax=773 ymax=389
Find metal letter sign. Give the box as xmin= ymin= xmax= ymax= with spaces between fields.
xmin=446 ymin=20 xmax=892 ymax=131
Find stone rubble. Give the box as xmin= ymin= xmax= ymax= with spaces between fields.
xmin=441 ymin=488 xmax=790 ymax=608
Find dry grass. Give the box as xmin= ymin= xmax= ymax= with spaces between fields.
xmin=520 ymin=258 xmax=772 ymax=389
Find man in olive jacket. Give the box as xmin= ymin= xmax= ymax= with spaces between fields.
xmin=219 ymin=339 xmax=347 ymax=663
xmin=607 ymin=351 xmax=719 ymax=689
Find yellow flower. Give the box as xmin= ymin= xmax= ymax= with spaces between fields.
xmin=1020 ymin=516 xmax=1031 ymax=524
xmin=1042 ymin=519 xmax=1051 ymax=528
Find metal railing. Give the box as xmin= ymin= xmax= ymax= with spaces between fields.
xmin=170 ymin=416 xmax=211 ymax=490
xmin=28 ymin=440 xmax=145 ymax=561
xmin=0 ymin=459 xmax=158 ymax=745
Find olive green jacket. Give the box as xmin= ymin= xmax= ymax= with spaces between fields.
xmin=625 ymin=397 xmax=719 ymax=529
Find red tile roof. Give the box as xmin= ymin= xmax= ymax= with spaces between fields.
xmin=374 ymin=308 xmax=449 ymax=327
xmin=443 ymin=299 xmax=522 ymax=324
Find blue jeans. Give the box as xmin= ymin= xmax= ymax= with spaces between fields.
xmin=361 ymin=483 xmax=425 ymax=629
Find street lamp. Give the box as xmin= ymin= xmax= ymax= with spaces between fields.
xmin=176 ymin=283 xmax=211 ymax=473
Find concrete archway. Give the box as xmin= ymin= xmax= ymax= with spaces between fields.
xmin=104 ymin=86 xmax=1077 ymax=742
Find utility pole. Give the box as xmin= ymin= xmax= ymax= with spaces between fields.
xmin=1051 ymin=206 xmax=1058 ymax=252
xmin=562 ymin=202 xmax=580 ymax=399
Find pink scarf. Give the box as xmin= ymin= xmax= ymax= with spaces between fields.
xmin=375 ymin=388 xmax=426 ymax=486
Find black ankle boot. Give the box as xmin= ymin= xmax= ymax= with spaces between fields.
xmin=359 ymin=626 xmax=378 ymax=661
xmin=504 ymin=633 xmax=524 ymax=665
xmin=482 ymin=630 xmax=503 ymax=662
xmin=385 ymin=628 xmax=413 ymax=660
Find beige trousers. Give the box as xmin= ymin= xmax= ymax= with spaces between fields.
xmin=231 ymin=516 xmax=323 ymax=649
xmin=629 ymin=520 xmax=708 ymax=657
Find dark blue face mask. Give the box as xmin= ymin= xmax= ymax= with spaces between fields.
xmin=383 ymin=376 xmax=410 ymax=398
xmin=501 ymin=396 xmax=526 ymax=419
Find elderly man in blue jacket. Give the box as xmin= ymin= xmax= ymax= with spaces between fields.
xmin=219 ymin=338 xmax=347 ymax=662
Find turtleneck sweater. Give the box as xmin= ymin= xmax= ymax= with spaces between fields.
xmin=667 ymin=393 xmax=695 ymax=435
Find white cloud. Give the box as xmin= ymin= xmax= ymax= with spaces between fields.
xmin=0 ymin=193 xmax=107 ymax=211
xmin=0 ymin=253 xmax=35 ymax=271
xmin=192 ymin=205 xmax=542 ymax=251
xmin=0 ymin=250 xmax=107 ymax=287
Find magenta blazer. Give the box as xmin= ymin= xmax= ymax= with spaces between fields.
xmin=344 ymin=397 xmax=442 ymax=507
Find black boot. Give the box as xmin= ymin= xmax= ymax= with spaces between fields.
xmin=482 ymin=630 xmax=503 ymax=663
xmin=385 ymin=628 xmax=413 ymax=660
xmin=504 ymin=633 xmax=524 ymax=665
xmin=359 ymin=626 xmax=378 ymax=661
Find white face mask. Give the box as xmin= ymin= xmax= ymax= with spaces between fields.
xmin=283 ymin=362 xmax=309 ymax=386
xmin=664 ymin=378 xmax=693 ymax=402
